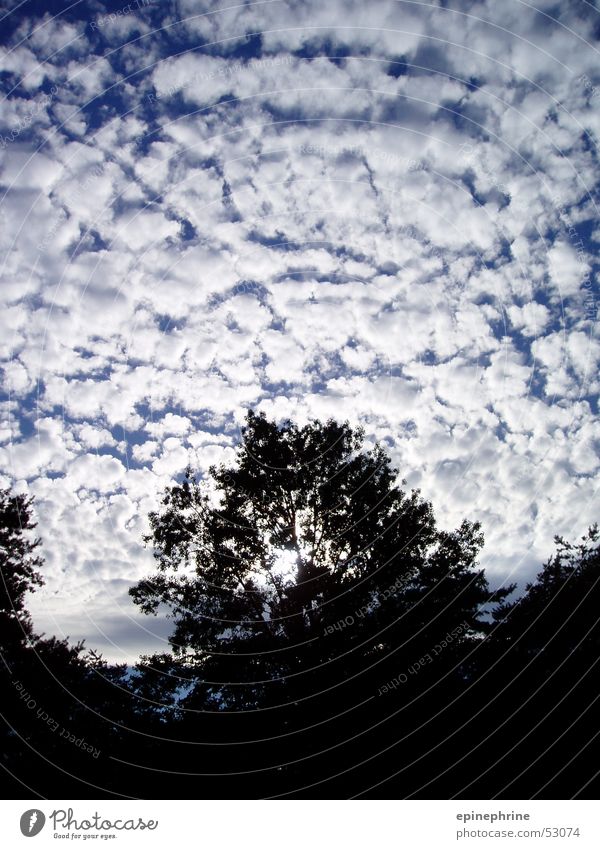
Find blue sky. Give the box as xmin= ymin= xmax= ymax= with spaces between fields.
xmin=1 ymin=0 xmax=599 ymax=662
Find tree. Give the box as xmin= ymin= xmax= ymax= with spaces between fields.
xmin=0 ymin=489 xmax=44 ymax=656
xmin=492 ymin=525 xmax=600 ymax=661
xmin=131 ymin=411 xmax=510 ymax=795
xmin=3 ymin=429 xmax=596 ymax=798
xmin=462 ymin=526 xmax=600 ymax=798
xmin=0 ymin=489 xmax=136 ymax=799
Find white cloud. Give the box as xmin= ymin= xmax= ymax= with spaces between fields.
xmin=547 ymin=240 xmax=591 ymax=298
xmin=507 ymin=301 xmax=551 ymax=336
xmin=145 ymin=413 xmax=192 ymax=437
xmin=1 ymin=0 xmax=599 ymax=660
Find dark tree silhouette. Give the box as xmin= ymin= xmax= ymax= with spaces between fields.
xmin=3 ymin=420 xmax=598 ymax=800
xmin=460 ymin=526 xmax=600 ymax=799
xmin=130 ymin=412 xmax=512 ymax=796
xmin=0 ymin=489 xmax=136 ymax=798
xmin=0 ymin=489 xmax=44 ymax=657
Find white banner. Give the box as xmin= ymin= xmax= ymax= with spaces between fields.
xmin=0 ymin=800 xmax=598 ymax=848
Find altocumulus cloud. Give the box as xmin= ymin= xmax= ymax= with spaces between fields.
xmin=0 ymin=0 xmax=598 ymax=661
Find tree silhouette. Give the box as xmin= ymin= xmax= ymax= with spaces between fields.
xmin=0 ymin=489 xmax=44 ymax=658
xmin=130 ymin=411 xmax=512 ymax=795
xmin=461 ymin=526 xmax=600 ymax=798
xmin=0 ymin=488 xmax=135 ymax=797
xmin=2 ymin=418 xmax=598 ymax=799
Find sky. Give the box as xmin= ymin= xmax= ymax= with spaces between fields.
xmin=0 ymin=0 xmax=599 ymax=663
